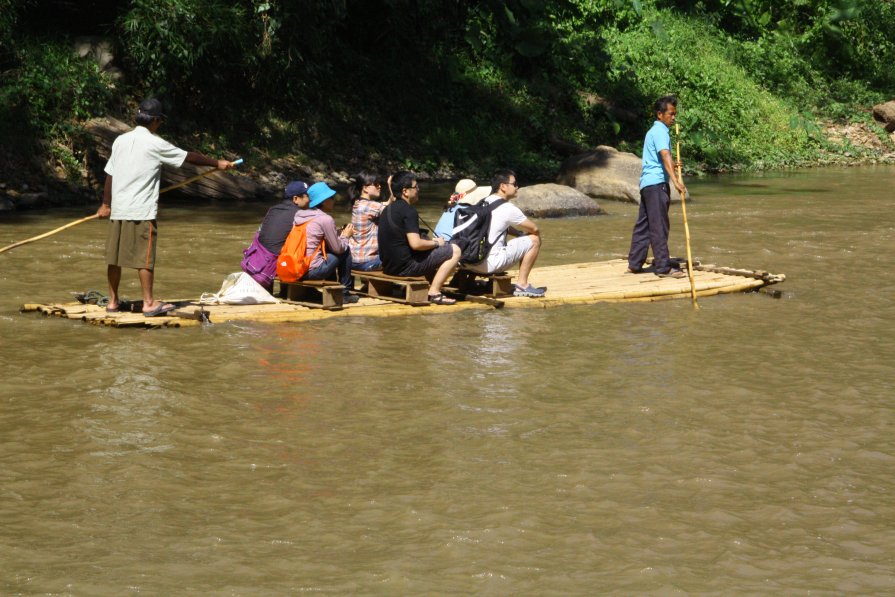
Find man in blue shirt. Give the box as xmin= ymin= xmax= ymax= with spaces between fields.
xmin=627 ymin=95 xmax=688 ymax=278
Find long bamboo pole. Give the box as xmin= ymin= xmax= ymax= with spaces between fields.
xmin=0 ymin=159 xmax=243 ymax=255
xmin=675 ymin=124 xmax=699 ymax=310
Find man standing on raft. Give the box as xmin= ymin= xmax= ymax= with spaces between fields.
xmin=628 ymin=95 xmax=688 ymax=278
xmin=96 ymin=98 xmax=235 ymax=316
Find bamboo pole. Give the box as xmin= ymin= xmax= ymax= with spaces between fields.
xmin=675 ymin=123 xmax=699 ymax=310
xmin=0 ymin=214 xmax=101 ymax=255
xmin=157 ymin=158 xmax=242 ymax=193
xmin=0 ymin=158 xmax=243 ymax=255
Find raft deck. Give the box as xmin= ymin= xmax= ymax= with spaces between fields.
xmin=20 ymin=259 xmax=785 ymax=329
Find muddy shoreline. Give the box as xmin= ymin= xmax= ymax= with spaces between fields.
xmin=2 ymin=121 xmax=894 ymax=212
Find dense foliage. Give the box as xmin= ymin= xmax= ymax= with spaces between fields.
xmin=1 ymin=0 xmax=893 ymax=184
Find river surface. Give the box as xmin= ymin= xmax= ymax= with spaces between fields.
xmin=1 ymin=167 xmax=894 ymax=595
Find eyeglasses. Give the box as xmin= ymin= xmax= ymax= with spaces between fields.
xmin=504 ymin=181 xmax=519 ymax=188
xmin=366 ymin=182 xmax=381 ymax=188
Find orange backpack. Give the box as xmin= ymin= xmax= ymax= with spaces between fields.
xmin=276 ymin=220 xmax=326 ymax=283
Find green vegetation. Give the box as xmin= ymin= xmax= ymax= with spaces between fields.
xmin=1 ymin=0 xmax=893 ymax=189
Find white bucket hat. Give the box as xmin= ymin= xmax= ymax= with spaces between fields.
xmin=454 ymin=179 xmax=492 ymax=205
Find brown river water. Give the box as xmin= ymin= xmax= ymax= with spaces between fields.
xmin=1 ymin=166 xmax=894 ymax=594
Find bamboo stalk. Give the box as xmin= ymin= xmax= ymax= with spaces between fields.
xmin=675 ymin=123 xmax=699 ymax=310
xmin=19 ymin=260 xmax=778 ymax=328
xmin=0 ymin=214 xmax=100 ymax=255
xmin=0 ymin=159 xmax=242 ymax=255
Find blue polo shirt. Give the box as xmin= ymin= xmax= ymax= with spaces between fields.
xmin=639 ymin=120 xmax=671 ymax=189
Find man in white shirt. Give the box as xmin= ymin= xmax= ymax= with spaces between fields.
xmin=96 ymin=98 xmax=234 ymax=316
xmin=463 ymin=169 xmax=545 ymax=297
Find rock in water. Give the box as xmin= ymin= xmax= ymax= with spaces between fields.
xmin=514 ymin=184 xmax=605 ymax=218
xmin=557 ymin=145 xmax=681 ymax=204
xmin=872 ymin=101 xmax=895 ymax=133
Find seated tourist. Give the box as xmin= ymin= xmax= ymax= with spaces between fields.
xmin=348 ymin=171 xmax=390 ymax=271
xmin=377 ymin=171 xmax=461 ymax=305
xmin=463 ymin=169 xmax=545 ymax=297
xmin=241 ymin=180 xmax=310 ymax=289
xmin=293 ymin=182 xmax=359 ymax=303
xmin=434 ymin=179 xmax=491 ymax=240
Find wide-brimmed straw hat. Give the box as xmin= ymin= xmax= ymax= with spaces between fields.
xmin=454 ymin=179 xmax=492 ymax=205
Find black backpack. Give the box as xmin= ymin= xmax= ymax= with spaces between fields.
xmin=451 ymin=198 xmax=506 ymax=265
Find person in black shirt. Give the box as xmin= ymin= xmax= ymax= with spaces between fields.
xmin=377 ymin=171 xmax=461 ymax=305
xmin=258 ymin=181 xmax=310 ymax=254
xmin=241 ymin=181 xmax=310 ymax=289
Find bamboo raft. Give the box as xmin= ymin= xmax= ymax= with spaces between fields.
xmin=19 ymin=259 xmax=785 ymax=329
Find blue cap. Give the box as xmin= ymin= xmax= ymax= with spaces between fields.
xmin=307 ymin=182 xmax=337 ymax=208
xmin=284 ymin=180 xmax=309 ymax=200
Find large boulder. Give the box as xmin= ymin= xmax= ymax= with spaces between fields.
xmin=514 ymin=183 xmax=605 ymax=218
xmin=557 ymin=145 xmax=680 ymax=204
xmin=872 ymin=101 xmax=895 ymax=133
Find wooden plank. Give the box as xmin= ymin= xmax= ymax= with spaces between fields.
xmin=354 ymin=271 xmax=430 ymax=305
xmin=452 ymin=270 xmax=515 ymax=297
xmin=443 ymin=287 xmax=504 ymax=308
xmin=277 ymin=278 xmax=344 ymax=309
xmin=353 ymin=289 xmax=429 ymax=307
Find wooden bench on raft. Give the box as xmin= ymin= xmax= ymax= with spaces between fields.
xmin=450 ymin=270 xmax=514 ymax=297
xmin=352 ymin=271 xmax=430 ymax=306
xmin=275 ymin=279 xmax=344 ymax=310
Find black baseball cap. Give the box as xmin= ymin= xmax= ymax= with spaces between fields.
xmin=138 ymin=98 xmax=166 ymax=119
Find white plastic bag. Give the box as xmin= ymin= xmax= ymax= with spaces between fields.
xmin=199 ymin=272 xmax=279 ymax=305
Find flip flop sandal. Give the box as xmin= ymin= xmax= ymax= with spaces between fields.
xmin=143 ymin=302 xmax=176 ymax=317
xmin=427 ymin=293 xmax=456 ymax=305
xmin=105 ymin=305 xmax=120 ymax=313
xmin=657 ymin=269 xmax=686 ymax=278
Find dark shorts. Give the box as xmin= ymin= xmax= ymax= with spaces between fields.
xmin=105 ymin=220 xmax=157 ymax=269
xmin=397 ymin=243 xmax=454 ymax=278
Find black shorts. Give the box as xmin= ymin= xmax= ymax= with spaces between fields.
xmin=397 ymin=243 xmax=455 ymax=278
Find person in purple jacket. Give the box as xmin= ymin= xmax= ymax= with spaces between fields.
xmin=293 ymin=182 xmax=359 ymax=303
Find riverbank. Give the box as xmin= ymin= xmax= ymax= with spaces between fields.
xmin=2 ymin=119 xmax=893 ymax=212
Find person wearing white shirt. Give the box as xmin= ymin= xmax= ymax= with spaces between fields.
xmin=464 ymin=169 xmax=545 ymax=297
xmin=95 ymin=98 xmax=235 ymax=316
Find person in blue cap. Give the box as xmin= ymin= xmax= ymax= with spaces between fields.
xmin=240 ymin=180 xmax=311 ymax=289
xmin=292 ymin=182 xmax=358 ymax=303
xmin=259 ymin=181 xmax=311 ymax=254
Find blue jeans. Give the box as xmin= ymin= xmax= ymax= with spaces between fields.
xmin=353 ymin=257 xmax=382 ymax=271
xmin=305 ymin=251 xmax=354 ymax=292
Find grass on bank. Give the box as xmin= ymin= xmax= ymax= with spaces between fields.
xmin=1 ymin=4 xmax=893 ymax=194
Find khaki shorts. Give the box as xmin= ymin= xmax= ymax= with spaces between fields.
xmin=466 ymin=235 xmax=533 ymax=274
xmin=105 ymin=220 xmax=157 ymax=269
